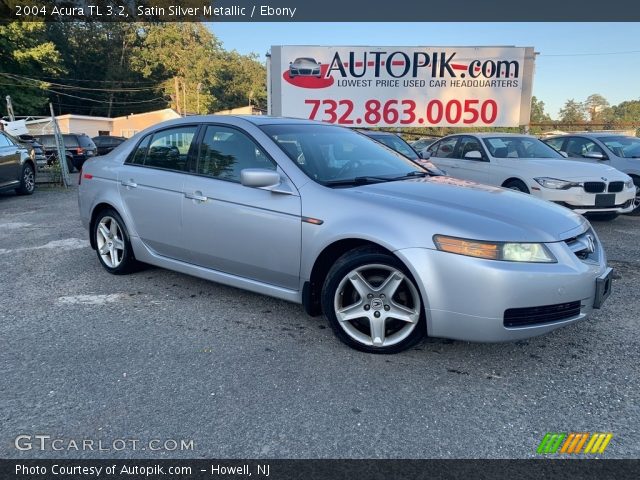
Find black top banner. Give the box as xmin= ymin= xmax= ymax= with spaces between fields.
xmin=0 ymin=0 xmax=639 ymax=22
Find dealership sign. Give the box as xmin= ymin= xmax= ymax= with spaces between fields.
xmin=268 ymin=46 xmax=536 ymax=127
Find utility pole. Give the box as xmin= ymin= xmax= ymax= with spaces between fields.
xmin=182 ymin=80 xmax=186 ymax=117
xmin=174 ymin=77 xmax=181 ymax=115
xmin=197 ymin=82 xmax=202 ymax=115
xmin=6 ymin=95 xmax=15 ymax=121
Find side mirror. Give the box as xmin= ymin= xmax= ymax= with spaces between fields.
xmin=464 ymin=150 xmax=482 ymax=160
xmin=419 ymin=149 xmax=431 ymax=159
xmin=241 ymin=168 xmax=281 ymax=188
xmin=240 ymin=168 xmax=294 ymax=195
xmin=583 ymin=151 xmax=606 ymax=160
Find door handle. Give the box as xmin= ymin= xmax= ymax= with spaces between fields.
xmin=185 ymin=191 xmax=208 ymax=202
xmin=121 ymin=180 xmax=137 ymax=188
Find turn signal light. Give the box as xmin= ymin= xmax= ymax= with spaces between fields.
xmin=433 ymin=235 xmax=499 ymax=260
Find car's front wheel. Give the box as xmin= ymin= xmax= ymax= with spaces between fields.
xmin=504 ymin=179 xmax=529 ymax=193
xmin=321 ymin=247 xmax=426 ymax=353
xmin=15 ymin=163 xmax=35 ymax=195
xmin=93 ymin=209 xmax=138 ymax=274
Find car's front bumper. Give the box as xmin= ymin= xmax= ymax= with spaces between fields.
xmin=395 ymin=231 xmax=609 ymax=342
xmin=532 ymin=185 xmax=636 ymax=214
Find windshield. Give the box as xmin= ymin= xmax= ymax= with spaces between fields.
xmin=370 ymin=134 xmax=419 ymax=160
xmin=599 ymin=136 xmax=640 ymax=158
xmin=483 ymin=136 xmax=563 ymax=159
xmin=261 ymin=124 xmax=424 ymax=185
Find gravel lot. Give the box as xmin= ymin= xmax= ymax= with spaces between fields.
xmin=1 ymin=181 xmax=639 ymax=459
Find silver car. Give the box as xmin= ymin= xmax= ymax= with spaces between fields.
xmin=543 ymin=133 xmax=640 ymax=215
xmin=289 ymin=57 xmax=322 ymax=78
xmin=78 ymin=116 xmax=612 ymax=353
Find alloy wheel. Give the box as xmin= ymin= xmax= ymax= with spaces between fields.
xmin=333 ymin=264 xmax=421 ymax=348
xmin=96 ymin=216 xmax=125 ymax=268
xmin=23 ymin=166 xmax=35 ymax=192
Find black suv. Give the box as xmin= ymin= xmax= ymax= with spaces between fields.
xmin=0 ymin=130 xmax=35 ymax=195
xmin=37 ymin=133 xmax=97 ymax=172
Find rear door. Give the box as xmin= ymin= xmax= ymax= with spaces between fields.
xmin=182 ymin=124 xmax=302 ymax=289
xmin=0 ymin=132 xmax=21 ymax=188
xmin=118 ymin=125 xmax=199 ymax=261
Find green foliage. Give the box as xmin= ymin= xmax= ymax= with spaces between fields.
xmin=0 ymin=22 xmax=65 ymax=112
xmin=558 ymin=99 xmax=587 ymax=124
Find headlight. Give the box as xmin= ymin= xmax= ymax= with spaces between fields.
xmin=624 ymin=179 xmax=634 ymax=189
xmin=30 ymin=149 xmax=35 ymax=160
xmin=433 ymin=235 xmax=556 ymax=263
xmin=534 ymin=177 xmax=579 ymax=189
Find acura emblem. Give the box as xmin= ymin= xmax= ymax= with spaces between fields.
xmin=585 ymin=235 xmax=595 ymax=254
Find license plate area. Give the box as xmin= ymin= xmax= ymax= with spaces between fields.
xmin=595 ymin=193 xmax=615 ymax=207
xmin=593 ymin=267 xmax=613 ymax=309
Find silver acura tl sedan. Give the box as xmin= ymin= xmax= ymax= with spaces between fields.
xmin=78 ymin=116 xmax=613 ymax=354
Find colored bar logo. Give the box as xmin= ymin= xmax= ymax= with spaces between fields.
xmin=537 ymin=433 xmax=613 ymax=454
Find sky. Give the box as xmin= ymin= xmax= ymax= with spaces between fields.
xmin=209 ymin=22 xmax=640 ymax=118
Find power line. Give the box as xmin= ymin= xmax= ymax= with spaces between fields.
xmin=0 ymin=73 xmax=162 ymax=93
xmin=540 ymin=50 xmax=640 ymax=57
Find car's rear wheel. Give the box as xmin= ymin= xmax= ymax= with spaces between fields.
xmin=94 ymin=209 xmax=138 ymax=274
xmin=504 ymin=179 xmax=529 ymax=193
xmin=630 ymin=177 xmax=640 ymax=216
xmin=15 ymin=163 xmax=35 ymax=195
xmin=321 ymin=247 xmax=425 ymax=354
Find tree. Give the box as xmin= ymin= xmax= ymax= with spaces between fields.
xmin=559 ymin=99 xmax=586 ymax=124
xmin=584 ymin=94 xmax=613 ymax=123
xmin=46 ymin=23 xmax=164 ymax=117
xmin=0 ymin=22 xmax=64 ymax=114
xmin=530 ymin=96 xmax=552 ymax=123
xmin=132 ymin=23 xmax=223 ymax=114
xmin=212 ymin=51 xmax=267 ymax=111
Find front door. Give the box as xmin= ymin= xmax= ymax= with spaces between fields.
xmin=182 ymin=125 xmax=302 ymax=290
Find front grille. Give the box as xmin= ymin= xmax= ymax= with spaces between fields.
xmin=583 ymin=182 xmax=605 ymax=193
xmin=608 ymin=181 xmax=624 ymax=193
xmin=504 ymin=301 xmax=581 ymax=327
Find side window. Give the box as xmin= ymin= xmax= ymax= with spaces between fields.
xmin=544 ymin=137 xmax=564 ymax=152
xmin=197 ymin=126 xmax=275 ymax=182
xmin=434 ymin=137 xmax=458 ymax=158
xmin=565 ymin=137 xmax=605 ymax=158
xmin=144 ymin=126 xmax=197 ymax=171
xmin=128 ymin=135 xmax=151 ymax=165
xmin=457 ymin=136 xmax=484 ymax=160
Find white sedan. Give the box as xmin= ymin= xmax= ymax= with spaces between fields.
xmin=424 ymin=133 xmax=635 ymax=218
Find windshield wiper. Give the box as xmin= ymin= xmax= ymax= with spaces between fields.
xmin=324 ymin=170 xmax=428 ymax=187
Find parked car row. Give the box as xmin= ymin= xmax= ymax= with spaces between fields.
xmin=369 ymin=131 xmax=638 ymax=220
xmin=78 ymin=116 xmax=614 ymax=354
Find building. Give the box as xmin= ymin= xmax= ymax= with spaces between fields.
xmin=25 ymin=109 xmax=181 ymax=138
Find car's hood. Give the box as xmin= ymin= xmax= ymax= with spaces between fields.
xmin=498 ymin=158 xmax=626 ymax=180
xmin=347 ymin=176 xmax=587 ymax=243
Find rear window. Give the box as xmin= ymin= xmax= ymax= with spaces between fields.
xmin=74 ymin=136 xmax=94 ymax=148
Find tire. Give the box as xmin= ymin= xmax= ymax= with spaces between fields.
xmin=93 ymin=209 xmax=138 ymax=275
xmin=321 ymin=246 xmax=426 ymax=354
xmin=65 ymin=156 xmax=75 ymax=173
xmin=15 ymin=162 xmax=35 ymax=195
xmin=503 ymin=179 xmax=529 ymax=194
xmin=629 ymin=177 xmax=640 ymax=216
